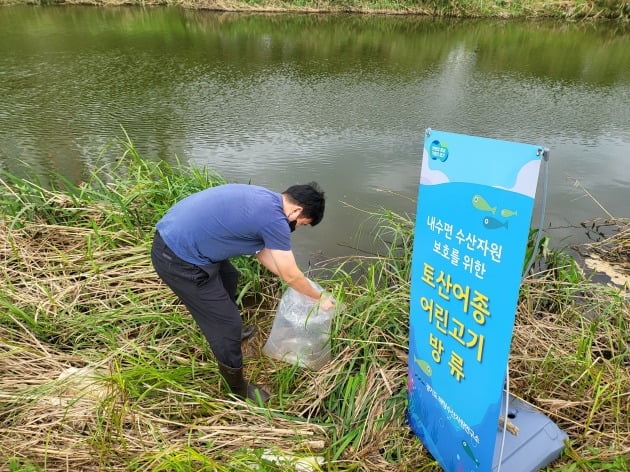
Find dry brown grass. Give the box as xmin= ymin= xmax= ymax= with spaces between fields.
xmin=0 ymin=216 xmax=411 ymax=470
xmin=12 ymin=0 xmax=628 ymax=19
xmin=1 ymin=214 xmax=628 ymax=470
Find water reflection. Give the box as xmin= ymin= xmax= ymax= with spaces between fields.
xmin=0 ymin=6 xmax=628 ymax=264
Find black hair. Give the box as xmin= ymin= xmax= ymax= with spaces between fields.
xmin=282 ymin=182 xmax=326 ymax=226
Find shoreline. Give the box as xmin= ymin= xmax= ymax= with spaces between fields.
xmin=5 ymin=0 xmax=630 ymax=20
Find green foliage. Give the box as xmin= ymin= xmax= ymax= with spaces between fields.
xmin=1 ymin=138 xmax=628 ymax=470
xmin=552 ymin=450 xmax=630 ymax=471
xmin=0 ymin=129 xmax=226 ymax=238
xmin=6 ymin=458 xmax=41 ymax=472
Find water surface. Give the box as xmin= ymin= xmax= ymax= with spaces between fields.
xmin=1 ymin=6 xmax=628 ymax=265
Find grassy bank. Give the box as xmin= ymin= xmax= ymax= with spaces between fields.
xmin=4 ymin=0 xmax=629 ymax=19
xmin=0 ymin=137 xmax=628 ymax=471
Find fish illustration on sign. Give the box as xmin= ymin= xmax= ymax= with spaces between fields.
xmin=500 ymin=208 xmax=518 ymax=218
xmin=471 ymin=195 xmax=496 ymax=214
xmin=461 ymin=440 xmax=480 ymax=467
xmin=483 ymin=216 xmax=508 ymax=230
xmin=414 ymin=356 xmax=433 ymax=377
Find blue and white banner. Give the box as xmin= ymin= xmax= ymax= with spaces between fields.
xmin=408 ymin=129 xmax=543 ymax=471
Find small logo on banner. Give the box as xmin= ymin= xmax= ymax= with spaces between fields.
xmin=430 ymin=140 xmax=449 ymax=162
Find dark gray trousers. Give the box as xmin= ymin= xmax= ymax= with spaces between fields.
xmin=151 ymin=231 xmax=243 ymax=368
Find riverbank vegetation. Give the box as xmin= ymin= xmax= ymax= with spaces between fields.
xmin=1 ymin=137 xmax=628 ymax=471
xmin=4 ymin=0 xmax=629 ymax=19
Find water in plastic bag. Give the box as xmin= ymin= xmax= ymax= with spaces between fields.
xmin=262 ymin=279 xmax=334 ymax=371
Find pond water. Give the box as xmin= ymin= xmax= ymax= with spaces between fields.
xmin=0 ymin=6 xmax=628 ymax=266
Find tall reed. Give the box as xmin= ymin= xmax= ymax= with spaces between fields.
xmin=1 ymin=138 xmax=628 ymax=471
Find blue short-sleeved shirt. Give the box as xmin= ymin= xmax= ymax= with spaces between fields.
xmin=156 ymin=184 xmax=291 ymax=266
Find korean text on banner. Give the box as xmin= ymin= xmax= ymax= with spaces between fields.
xmin=407 ymin=129 xmax=543 ymax=472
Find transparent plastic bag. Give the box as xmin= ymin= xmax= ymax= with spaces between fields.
xmin=262 ymin=279 xmax=335 ymax=371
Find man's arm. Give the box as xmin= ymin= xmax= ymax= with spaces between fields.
xmin=256 ymin=248 xmax=281 ymax=276
xmin=256 ymin=248 xmax=334 ymax=310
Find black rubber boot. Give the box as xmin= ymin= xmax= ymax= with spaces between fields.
xmin=240 ymin=324 xmax=257 ymax=341
xmin=217 ymin=361 xmax=270 ymax=404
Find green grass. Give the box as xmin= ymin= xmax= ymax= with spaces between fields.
xmin=0 ymin=137 xmax=628 ymax=471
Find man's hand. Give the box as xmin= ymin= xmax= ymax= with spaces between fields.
xmin=258 ymin=248 xmax=335 ymax=310
xmin=319 ymin=292 xmax=335 ymax=312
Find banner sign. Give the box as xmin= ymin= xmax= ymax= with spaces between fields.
xmin=408 ymin=129 xmax=543 ymax=471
